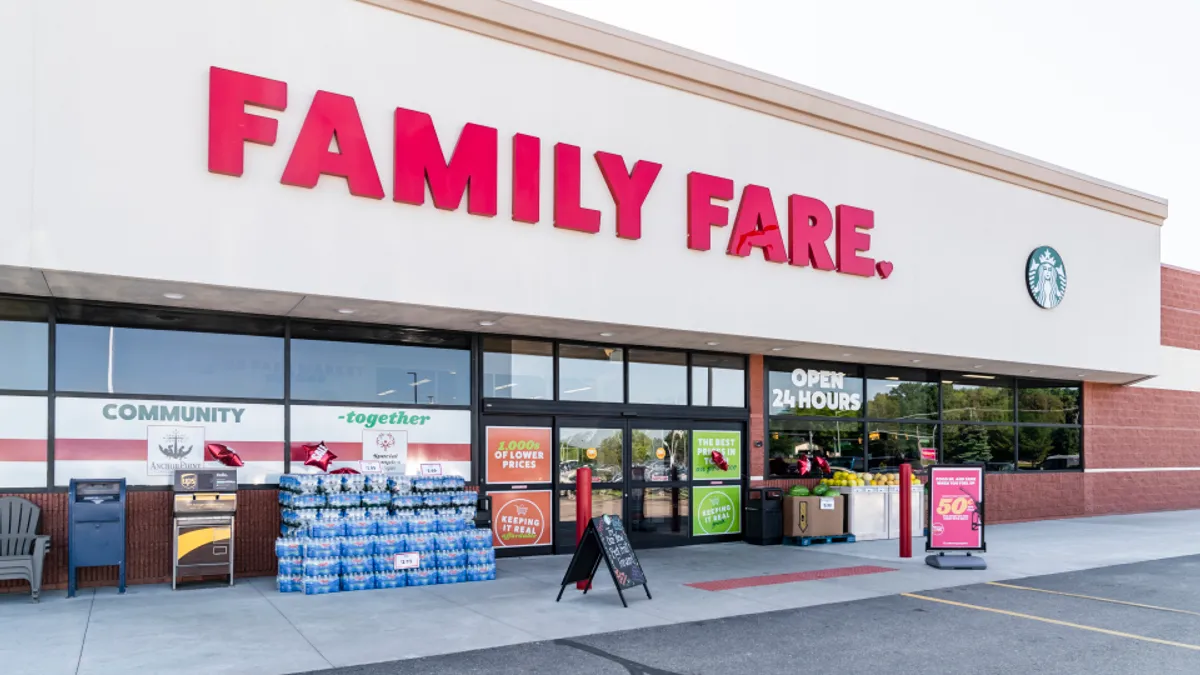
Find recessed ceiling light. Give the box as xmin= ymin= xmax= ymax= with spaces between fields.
xmin=478 ymin=320 xmax=495 ymax=327
xmin=1027 ymin=369 xmax=1036 ymax=374
xmin=163 ymin=292 xmax=185 ymax=300
xmin=885 ymin=376 xmax=900 ymax=381
xmin=941 ymin=380 xmax=953 ymax=384
xmin=973 ymin=365 xmax=983 ymax=369
xmin=599 ymin=332 xmax=614 ymax=337
xmin=910 ymin=359 xmax=921 ymax=364
xmin=842 ymin=353 xmax=853 ymax=358
xmin=337 ymin=308 xmax=355 ymax=315
xmin=962 ymin=374 xmax=996 ymax=380
xmin=706 ymin=341 xmax=719 ymax=346
xmin=771 ymin=347 xmax=784 ymax=352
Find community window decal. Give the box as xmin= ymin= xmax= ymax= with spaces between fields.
xmin=54 ymin=397 xmax=285 ymax=486
xmin=289 ymin=406 xmax=471 ymax=478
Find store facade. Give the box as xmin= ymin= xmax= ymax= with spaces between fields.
xmin=0 ymin=0 xmax=1185 ymax=589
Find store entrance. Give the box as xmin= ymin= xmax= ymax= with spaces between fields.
xmin=481 ymin=416 xmax=744 ymax=556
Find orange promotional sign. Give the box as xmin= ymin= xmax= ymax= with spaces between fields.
xmin=490 ymin=490 xmax=553 ymax=548
xmin=486 ymin=426 xmax=552 ymax=484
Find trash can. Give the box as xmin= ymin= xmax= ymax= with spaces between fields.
xmin=744 ymin=488 xmax=783 ymax=546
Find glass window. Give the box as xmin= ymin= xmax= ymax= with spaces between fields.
xmin=559 ymin=427 xmax=623 ymax=483
xmin=628 ymin=486 xmax=689 ymax=547
xmin=1018 ymin=427 xmax=1081 ymax=471
xmin=0 ymin=321 xmax=47 ymax=390
xmin=867 ymin=422 xmax=938 ymax=470
xmin=483 ymin=337 xmax=552 ymax=401
xmin=628 ymin=349 xmax=687 ymax=405
xmin=56 ymin=324 xmax=284 ymax=399
xmin=768 ymin=363 xmax=863 ymax=417
xmin=942 ymin=375 xmax=1013 ymax=422
xmin=630 ymin=428 xmax=687 ymax=482
xmin=1018 ymin=382 xmax=1082 ymax=424
xmin=692 ymin=354 xmax=745 ymax=407
xmin=943 ymin=424 xmax=1014 ymax=472
xmin=865 ymin=367 xmax=937 ymax=420
xmin=557 ymin=488 xmax=622 ymax=554
xmin=291 ymin=339 xmax=468 ymax=405
xmin=768 ymin=419 xmax=863 ymax=476
xmin=558 ymin=344 xmax=623 ymax=403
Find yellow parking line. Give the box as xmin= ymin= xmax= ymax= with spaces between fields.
xmin=986 ymin=582 xmax=1200 ymax=617
xmin=901 ymin=593 xmax=1200 ymax=651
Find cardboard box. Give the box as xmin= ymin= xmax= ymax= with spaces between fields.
xmin=783 ymin=495 xmax=845 ymax=538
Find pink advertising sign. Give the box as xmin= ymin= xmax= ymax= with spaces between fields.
xmin=927 ymin=465 xmax=985 ymax=551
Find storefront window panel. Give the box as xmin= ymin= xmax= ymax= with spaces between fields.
xmin=767 ymin=363 xmax=863 ymax=418
xmin=865 ymin=367 xmax=937 ymax=420
xmin=291 ymin=339 xmax=468 ymax=405
xmin=1018 ymin=426 xmax=1081 ymax=471
xmin=631 ymin=428 xmax=688 ymax=481
xmin=768 ymin=419 xmax=864 ymax=477
xmin=943 ymin=424 xmax=1014 ymax=472
xmin=559 ymin=427 xmax=623 ymax=483
xmin=558 ymin=344 xmax=623 ymax=403
xmin=867 ymin=422 xmax=938 ymax=470
xmin=483 ymin=337 xmax=553 ymax=400
xmin=692 ymin=354 xmax=745 ymax=407
xmin=0 ymin=395 xmax=48 ymax=488
xmin=628 ymin=349 xmax=687 ymax=405
xmin=0 ymin=299 xmax=48 ymax=389
xmin=1018 ymin=382 xmax=1082 ymax=424
xmin=942 ymin=376 xmax=1014 ymax=422
xmin=56 ymin=324 xmax=284 ymax=399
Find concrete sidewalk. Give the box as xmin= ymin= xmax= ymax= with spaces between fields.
xmin=5 ymin=510 xmax=1199 ymax=675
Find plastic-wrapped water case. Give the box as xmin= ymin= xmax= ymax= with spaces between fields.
xmin=437 ymin=566 xmax=466 ymax=584
xmin=409 ymin=515 xmax=437 ymax=534
xmin=416 ymin=551 xmax=436 ymax=569
xmin=363 ymin=474 xmax=389 ymax=493
xmin=303 ymin=575 xmax=340 ymax=595
xmin=435 ymin=549 xmax=467 ymax=568
xmin=308 ymin=520 xmax=345 ymax=539
xmin=461 ymin=528 xmax=492 ymax=550
xmin=343 ymin=507 xmax=369 ymax=520
xmin=433 ymin=531 xmax=464 ymax=551
xmin=361 ymin=491 xmax=391 ymax=507
xmin=466 ymin=548 xmax=496 ymax=566
xmin=279 ymin=474 xmax=321 ymax=494
xmin=465 ymin=564 xmax=496 ymax=582
xmin=281 ymin=523 xmax=308 ymax=538
xmin=421 ymin=493 xmax=449 ymax=508
xmin=303 ymin=557 xmax=341 ymax=576
xmin=391 ymin=494 xmax=421 ymax=511
xmin=406 ymin=533 xmax=435 ymax=553
xmin=279 ymin=492 xmax=326 ymax=508
xmin=277 ymin=557 xmax=304 ymax=575
xmin=340 ymin=556 xmax=372 ymax=575
xmin=303 ymin=538 xmax=340 ymax=559
xmin=344 ymin=519 xmax=375 ymax=537
xmin=387 ymin=474 xmax=412 ymax=494
xmin=277 ymin=574 xmax=304 ymax=592
xmin=444 ymin=475 xmax=466 ymax=490
xmin=437 ymin=516 xmax=468 ymax=533
xmin=457 ymin=506 xmax=478 ymax=520
xmin=342 ymin=572 xmax=373 ymax=591
xmin=375 ymin=517 xmax=408 ymax=536
xmin=275 ymin=537 xmax=305 ymax=558
xmin=373 ymin=534 xmax=405 ymax=556
xmin=341 ymin=474 xmax=366 ymax=493
xmin=327 ymin=492 xmax=362 ymax=508
xmin=407 ymin=568 xmax=437 ymax=586
xmin=372 ymin=554 xmax=397 ymax=572
xmin=317 ymin=475 xmax=342 ymax=494
xmin=452 ymin=491 xmax=476 ymax=506
xmin=340 ymin=537 xmax=373 ymax=557
xmin=374 ymin=570 xmax=406 ymax=589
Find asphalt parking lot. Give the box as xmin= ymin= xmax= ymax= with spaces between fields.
xmin=311 ymin=554 xmax=1200 ymax=675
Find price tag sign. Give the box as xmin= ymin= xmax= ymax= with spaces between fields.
xmin=420 ymin=463 xmax=443 ymax=476
xmin=819 ymin=497 xmax=835 ymax=510
xmin=393 ymin=552 xmax=420 ymax=570
xmin=359 ymin=461 xmax=384 ymax=474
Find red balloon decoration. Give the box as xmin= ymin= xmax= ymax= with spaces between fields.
xmin=301 ymin=442 xmax=337 ymax=472
xmin=711 ymin=449 xmax=729 ymax=472
xmin=205 ymin=443 xmax=244 ymax=468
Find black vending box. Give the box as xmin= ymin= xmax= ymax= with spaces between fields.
xmin=744 ymin=487 xmax=783 ymax=546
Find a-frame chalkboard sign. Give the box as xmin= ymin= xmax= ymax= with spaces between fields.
xmin=556 ymin=514 xmax=651 ymax=607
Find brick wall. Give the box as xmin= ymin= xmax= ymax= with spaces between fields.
xmin=0 ymin=489 xmax=279 ymax=594
xmin=1162 ymin=265 xmax=1200 ymax=350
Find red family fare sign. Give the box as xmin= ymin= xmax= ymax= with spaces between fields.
xmin=927 ymin=466 xmax=984 ymax=551
xmin=206 ymin=66 xmax=894 ymax=280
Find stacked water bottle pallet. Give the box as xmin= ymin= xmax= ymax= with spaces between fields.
xmin=275 ymin=473 xmax=496 ymax=594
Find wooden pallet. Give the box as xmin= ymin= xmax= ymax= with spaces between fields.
xmin=782 ymin=533 xmax=857 ymax=547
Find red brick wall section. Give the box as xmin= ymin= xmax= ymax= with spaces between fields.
xmin=748 ymin=354 xmax=765 ymax=479
xmin=1083 ymin=383 xmax=1200 ymax=469
xmin=1162 ymin=266 xmax=1200 ymax=350
xmin=0 ymin=489 xmax=278 ymax=594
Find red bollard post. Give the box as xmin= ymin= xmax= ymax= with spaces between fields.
xmin=576 ymin=467 xmax=593 ymax=590
xmin=899 ymin=463 xmax=913 ymax=558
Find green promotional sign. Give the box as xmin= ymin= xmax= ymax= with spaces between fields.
xmin=693 ymin=486 xmax=741 ymax=536
xmin=692 ymin=430 xmax=741 ymax=480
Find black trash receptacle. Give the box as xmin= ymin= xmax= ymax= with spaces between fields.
xmin=744 ymin=488 xmax=783 ymax=545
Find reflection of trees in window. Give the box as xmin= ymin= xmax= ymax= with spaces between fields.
xmin=1018 ymin=386 xmax=1081 ymax=424
xmin=944 ymin=425 xmax=1013 ymax=468
xmin=768 ymin=421 xmax=863 ymax=475
xmin=1018 ymin=427 xmax=1081 ymax=470
xmin=943 ymin=385 xmax=1013 ymax=422
xmin=868 ymin=423 xmax=936 ymax=468
xmin=867 ymin=382 xmax=937 ymax=420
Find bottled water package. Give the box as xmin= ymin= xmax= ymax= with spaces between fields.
xmin=361 ymin=491 xmax=391 ymax=507
xmin=452 ymin=491 xmax=477 ymax=507
xmin=341 ymin=572 xmax=373 ymax=591
xmin=280 ymin=523 xmax=307 ymax=538
xmin=340 ymin=556 xmax=372 ymax=575
xmin=434 ymin=549 xmax=466 ymax=568
xmin=303 ymin=557 xmax=341 ymax=576
xmin=461 ymin=528 xmax=492 ymax=550
xmin=373 ymin=554 xmax=398 ymax=573
xmin=344 ymin=520 xmax=375 ymax=537
xmin=433 ymin=531 xmax=464 ymax=551
xmin=275 ymin=537 xmax=305 ymax=558
xmin=466 ymin=548 xmax=496 ymax=566
xmin=387 ymin=474 xmax=412 ymax=494
xmin=437 ymin=516 xmax=468 ymax=533
xmin=340 ymin=537 xmax=373 ymax=557
xmin=373 ymin=534 xmax=405 ymax=556
xmin=327 ymin=492 xmax=362 ymax=508
xmin=276 ymin=557 xmax=304 ymax=575
xmin=374 ymin=570 xmax=406 ymax=589
xmin=465 ymin=564 xmax=496 ymax=582
xmin=443 ymin=475 xmax=466 ymax=491
xmin=279 ymin=474 xmax=320 ymax=494
xmin=341 ymin=474 xmax=366 ymax=493
xmin=391 ymin=494 xmax=421 ymax=511
xmin=303 ymin=539 xmax=340 ymax=559
xmin=303 ymin=575 xmax=340 ymax=595
xmin=277 ymin=574 xmax=304 ymax=593
xmin=375 ymin=517 xmax=409 ymax=536
xmin=407 ymin=569 xmax=437 ymax=586
xmin=317 ymin=475 xmax=342 ymax=494
xmin=409 ymin=515 xmax=437 ymax=534
xmin=405 ymin=533 xmax=435 ymax=553
xmin=308 ymin=520 xmax=345 ymax=539
xmin=437 ymin=566 xmax=466 ymax=584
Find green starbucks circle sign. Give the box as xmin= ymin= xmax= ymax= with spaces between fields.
xmin=1026 ymin=246 xmax=1067 ymax=309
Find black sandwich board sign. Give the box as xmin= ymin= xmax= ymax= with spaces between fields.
xmin=556 ymin=514 xmax=651 ymax=607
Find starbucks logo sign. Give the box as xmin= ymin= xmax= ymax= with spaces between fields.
xmin=1026 ymin=246 xmax=1067 ymax=309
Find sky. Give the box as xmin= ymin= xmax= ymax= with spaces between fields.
xmin=536 ymin=0 xmax=1199 ymax=269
